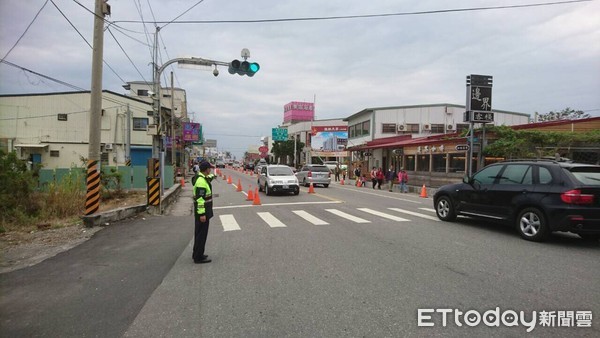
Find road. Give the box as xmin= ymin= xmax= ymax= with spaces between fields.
xmin=1 ymin=168 xmax=599 ymax=337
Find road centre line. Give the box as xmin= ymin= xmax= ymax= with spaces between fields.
xmin=388 ymin=208 xmax=440 ymax=221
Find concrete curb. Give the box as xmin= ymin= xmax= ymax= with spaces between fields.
xmin=81 ymin=183 xmax=182 ymax=227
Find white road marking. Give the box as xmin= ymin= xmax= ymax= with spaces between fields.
xmin=325 ymin=209 xmax=370 ymax=223
xmin=419 ymin=208 xmax=437 ymax=213
xmin=388 ymin=208 xmax=440 ymax=221
xmin=257 ymin=212 xmax=287 ymax=228
xmin=357 ymin=208 xmax=409 ymax=222
xmin=293 ymin=210 xmax=329 ymax=225
xmin=219 ymin=214 xmax=241 ymax=231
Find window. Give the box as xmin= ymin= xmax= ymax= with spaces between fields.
xmin=540 ymin=167 xmax=554 ymax=184
xmin=448 ymin=154 xmax=465 ymax=173
xmin=361 ymin=121 xmax=370 ymax=136
xmin=58 ymin=114 xmax=68 ymax=121
xmin=407 ymin=124 xmax=420 ymax=134
xmin=431 ymin=124 xmax=444 ymax=133
xmin=50 ymin=150 xmax=59 ymax=157
xmin=432 ymin=154 xmax=446 ymax=172
xmin=417 ymin=155 xmax=430 ymax=172
xmin=137 ymin=89 xmax=149 ymax=96
xmin=133 ymin=117 xmax=149 ymax=130
xmin=382 ymin=123 xmax=396 ymax=133
xmin=498 ymin=165 xmax=532 ymax=185
xmin=473 ymin=165 xmax=503 ymax=185
xmin=100 ymin=152 xmax=109 ymax=165
xmin=147 ymin=110 xmax=154 ymax=116
xmin=405 ymin=155 xmax=415 ymax=171
xmin=349 ymin=121 xmax=370 ymax=138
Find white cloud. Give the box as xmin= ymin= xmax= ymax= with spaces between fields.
xmin=1 ymin=0 xmax=599 ymax=158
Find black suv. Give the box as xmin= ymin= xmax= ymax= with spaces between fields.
xmin=433 ymin=160 xmax=600 ymax=242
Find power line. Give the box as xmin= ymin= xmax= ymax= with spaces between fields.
xmin=0 ymin=60 xmax=85 ymax=91
xmin=1 ymin=0 xmax=49 ymax=63
xmin=107 ymin=27 xmax=150 ymax=84
xmin=49 ymin=0 xmax=127 ymax=84
xmin=113 ymin=0 xmax=595 ymax=25
xmin=161 ymin=0 xmax=207 ymax=29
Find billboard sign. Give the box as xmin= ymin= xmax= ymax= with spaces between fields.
xmin=183 ymin=122 xmax=200 ymax=141
xmin=310 ymin=126 xmax=348 ymax=157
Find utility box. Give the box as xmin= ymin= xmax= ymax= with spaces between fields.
xmin=146 ymin=124 xmax=159 ymax=135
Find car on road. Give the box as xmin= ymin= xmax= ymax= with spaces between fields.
xmin=254 ymin=159 xmax=268 ymax=174
xmin=433 ymin=160 xmax=600 ymax=242
xmin=258 ymin=165 xmax=300 ymax=195
xmin=244 ymin=162 xmax=255 ymax=171
xmin=295 ymin=164 xmax=331 ymax=187
xmin=215 ymin=160 xmax=225 ymax=168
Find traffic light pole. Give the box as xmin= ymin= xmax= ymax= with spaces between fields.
xmin=151 ymin=56 xmax=232 ymax=213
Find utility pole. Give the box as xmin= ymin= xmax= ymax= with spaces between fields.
xmin=171 ymin=71 xmax=176 ymax=176
xmin=85 ymin=0 xmax=110 ymax=215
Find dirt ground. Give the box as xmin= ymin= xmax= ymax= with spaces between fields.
xmin=0 ymin=191 xmax=147 ymax=274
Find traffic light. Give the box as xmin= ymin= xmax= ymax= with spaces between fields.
xmin=228 ymin=59 xmax=260 ymax=77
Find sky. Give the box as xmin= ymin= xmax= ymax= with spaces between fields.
xmin=1 ymin=0 xmax=599 ymax=159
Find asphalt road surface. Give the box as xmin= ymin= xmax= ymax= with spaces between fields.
xmin=1 ymin=168 xmax=599 ymax=337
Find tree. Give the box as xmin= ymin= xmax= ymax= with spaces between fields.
xmin=536 ymin=107 xmax=590 ymax=122
xmin=271 ymin=140 xmax=305 ymax=165
xmin=483 ymin=125 xmax=600 ymax=159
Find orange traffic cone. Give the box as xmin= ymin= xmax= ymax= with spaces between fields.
xmin=253 ymin=188 xmax=261 ymax=205
xmin=236 ymin=179 xmax=242 ymax=192
xmin=246 ymin=186 xmax=254 ymax=201
xmin=308 ymin=182 xmax=315 ymax=193
xmin=420 ymin=184 xmax=428 ymax=198
xmin=357 ymin=179 xmax=362 ymax=188
xmin=227 ymin=176 xmax=232 ymax=184
xmin=180 ymin=178 xmax=185 ymax=187
xmin=340 ymin=178 xmax=344 ymax=185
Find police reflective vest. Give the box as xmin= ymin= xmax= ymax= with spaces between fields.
xmin=193 ymin=172 xmax=214 ymax=218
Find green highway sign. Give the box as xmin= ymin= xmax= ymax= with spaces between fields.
xmin=272 ymin=128 xmax=288 ymax=141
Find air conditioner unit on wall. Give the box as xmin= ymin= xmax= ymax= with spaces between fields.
xmin=447 ymin=124 xmax=455 ymax=131
xmin=105 ymin=143 xmax=113 ymax=151
xmin=423 ymin=124 xmax=431 ymax=131
xmin=397 ymin=124 xmax=406 ymax=132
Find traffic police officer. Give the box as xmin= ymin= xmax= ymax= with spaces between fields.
xmin=193 ymin=160 xmax=215 ymax=263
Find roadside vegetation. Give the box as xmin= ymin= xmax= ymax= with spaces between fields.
xmin=0 ymin=150 xmax=136 ymax=233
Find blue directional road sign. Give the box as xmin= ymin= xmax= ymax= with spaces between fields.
xmin=272 ymin=128 xmax=288 ymax=141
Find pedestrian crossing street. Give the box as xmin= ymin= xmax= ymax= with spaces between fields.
xmin=216 ymin=207 xmax=439 ymax=232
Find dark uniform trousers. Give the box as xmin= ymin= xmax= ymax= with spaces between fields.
xmin=193 ymin=211 xmax=210 ymax=261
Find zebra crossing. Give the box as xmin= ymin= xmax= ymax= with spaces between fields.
xmin=216 ymin=207 xmax=438 ymax=231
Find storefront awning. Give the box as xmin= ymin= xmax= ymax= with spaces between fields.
xmin=14 ymin=144 xmax=49 ymax=149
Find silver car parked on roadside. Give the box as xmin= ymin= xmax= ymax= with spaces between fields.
xmin=295 ymin=164 xmax=331 ymax=187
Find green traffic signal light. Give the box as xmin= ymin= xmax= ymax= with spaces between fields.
xmin=228 ymin=59 xmax=259 ymax=76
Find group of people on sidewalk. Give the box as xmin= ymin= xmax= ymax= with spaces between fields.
xmin=355 ymin=166 xmax=409 ymax=193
